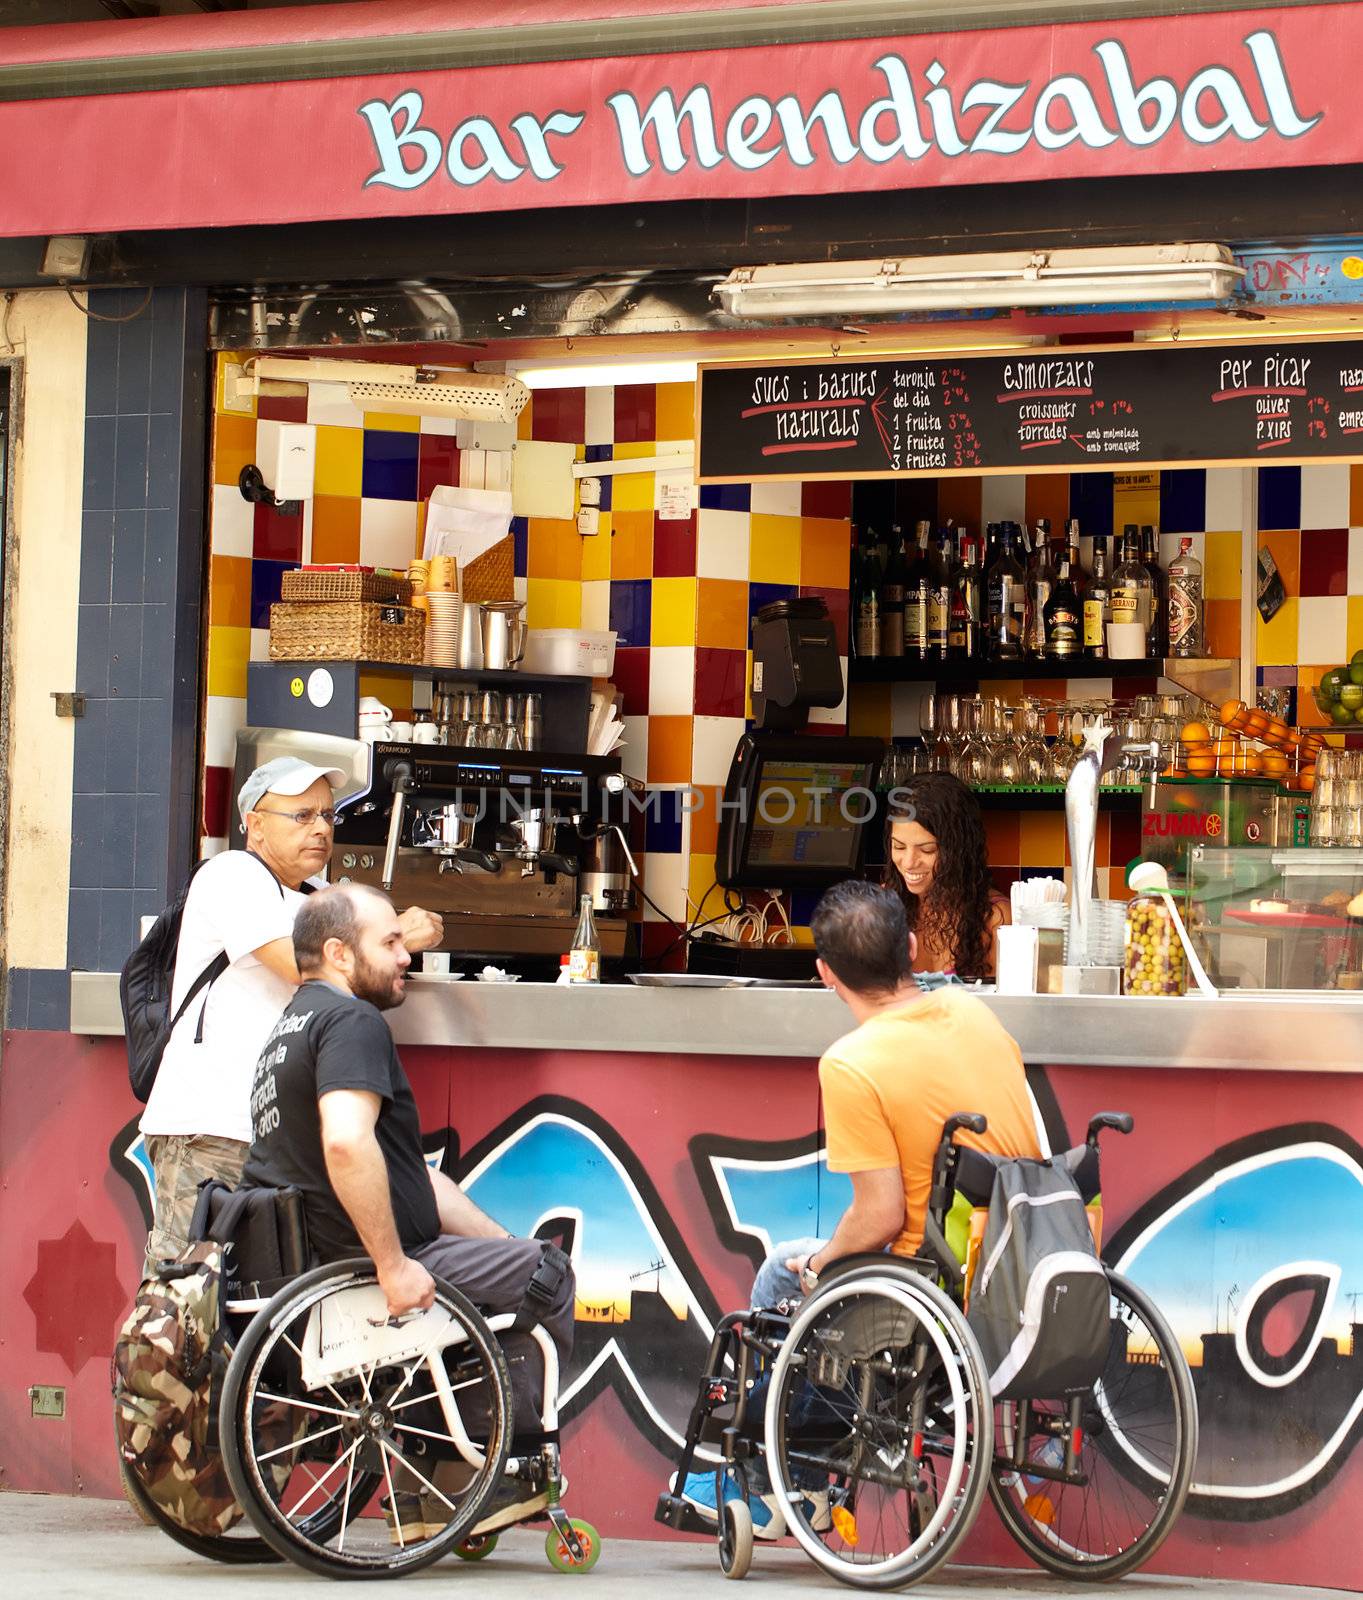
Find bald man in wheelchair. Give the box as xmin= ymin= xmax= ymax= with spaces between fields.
xmin=238 ymin=882 xmax=575 ymax=1539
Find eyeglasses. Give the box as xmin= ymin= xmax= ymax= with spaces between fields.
xmin=253 ymin=806 xmax=338 ymax=827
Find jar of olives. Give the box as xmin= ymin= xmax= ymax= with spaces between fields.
xmin=1124 ymin=893 xmax=1188 ymax=996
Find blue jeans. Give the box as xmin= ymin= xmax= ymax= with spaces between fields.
xmin=751 ymin=1236 xmax=829 ymax=1309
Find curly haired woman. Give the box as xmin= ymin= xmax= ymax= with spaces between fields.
xmin=882 ymin=772 xmax=1010 ymax=980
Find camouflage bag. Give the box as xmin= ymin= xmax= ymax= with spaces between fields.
xmin=112 ymin=1240 xmax=242 ymax=1535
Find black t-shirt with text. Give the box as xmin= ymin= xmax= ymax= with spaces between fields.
xmin=240 ymin=979 xmax=440 ymax=1262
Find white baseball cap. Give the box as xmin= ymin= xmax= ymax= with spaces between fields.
xmin=238 ymin=757 xmax=346 ymax=822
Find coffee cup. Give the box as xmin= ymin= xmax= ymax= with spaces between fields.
xmin=423 ymin=951 xmax=452 ymax=975
xmin=413 ymin=721 xmax=439 ymax=744
xmin=361 ymin=723 xmax=393 ymax=744
xmin=389 ymin=720 xmax=414 ymax=742
xmin=1106 ymin=622 xmax=1146 ymax=660
xmin=359 ymin=696 xmax=392 ymax=721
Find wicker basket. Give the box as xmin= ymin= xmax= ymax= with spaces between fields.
xmin=269 ymin=601 xmax=425 ymax=665
xmin=280 ymin=569 xmax=413 ymax=604
xmin=461 ymin=535 xmax=515 ymax=604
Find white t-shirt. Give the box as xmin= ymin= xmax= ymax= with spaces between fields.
xmin=139 ymin=851 xmax=310 ymax=1143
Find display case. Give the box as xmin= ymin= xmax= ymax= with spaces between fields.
xmin=1186 ymin=845 xmax=1363 ymax=991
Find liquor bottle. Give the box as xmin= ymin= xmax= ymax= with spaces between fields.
xmin=986 ymin=524 xmax=1027 ymax=660
xmin=925 ymin=526 xmax=953 ymax=661
xmin=903 ymin=521 xmax=931 ymax=660
xmin=853 ymin=526 xmax=882 ymax=658
xmin=948 ymin=537 xmax=982 ymax=659
xmin=1025 ymin=519 xmax=1055 ymax=658
xmin=1084 ymin=534 xmax=1111 ymax=660
xmin=1168 ymin=537 xmax=1205 ymax=658
xmin=880 ymin=524 xmax=908 ymax=659
xmin=1110 ymin=528 xmax=1148 ymax=652
xmin=569 ymin=893 xmax=601 ymax=984
xmin=1140 ymin=524 xmax=1166 ymax=658
xmin=1044 ymin=540 xmax=1082 ymax=659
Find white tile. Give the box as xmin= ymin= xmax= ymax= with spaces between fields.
xmin=1298 ymin=596 xmax=1348 ymax=664
xmin=1204 ymin=467 xmax=1246 ymax=532
xmin=359 ymin=498 xmax=420 ymax=568
xmin=199 ymin=835 xmax=229 ymax=860
xmin=620 ymin=714 xmax=648 ymax=784
xmin=649 ymin=646 xmax=696 ymax=716
xmin=1159 ymin=531 xmax=1204 ymax=571
xmin=253 ymin=419 xmax=281 ymax=487
xmin=249 ymin=627 xmax=270 ymax=662
xmin=750 ymin=481 xmax=802 ymax=518
xmin=306 ymin=381 xmax=365 ymax=429
xmin=692 ymin=715 xmax=746 ymax=785
xmin=513 ymin=574 xmax=529 ymax=604
xmin=1349 ymin=528 xmax=1363 ymax=594
xmin=981 ymin=474 xmax=1027 ymax=525
xmin=808 ymin=660 xmax=850 ymax=727
xmin=580 ymin=579 xmax=611 ymax=633
xmin=420 ymin=414 xmax=461 ymax=437
xmin=697 ymin=508 xmax=751 ymax=580
xmin=1300 ymin=463 xmax=1351 ymax=531
xmin=640 ymin=850 xmax=688 ymax=922
xmin=211 ymin=482 xmax=255 ymax=558
xmin=583 ymin=387 xmax=614 ymax=447
xmin=204 ymin=694 xmax=247 ymax=768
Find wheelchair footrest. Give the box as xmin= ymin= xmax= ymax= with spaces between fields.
xmin=654 ymin=1491 xmax=717 ymax=1536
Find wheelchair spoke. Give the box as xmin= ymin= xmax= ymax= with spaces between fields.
xmin=378 ymin=1438 xmax=406 ymax=1550
xmin=282 ymin=1446 xmax=359 ymax=1521
xmin=336 ymin=1440 xmax=361 ymax=1554
xmin=376 ymin=1437 xmax=462 ymax=1517
xmin=280 ymin=1330 xmax=353 ymax=1412
xmin=255 ymin=1420 xmax=346 ymax=1465
xmin=253 ymin=1389 xmax=357 ymax=1422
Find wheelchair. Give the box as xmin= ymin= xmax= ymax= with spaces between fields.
xmin=120 ymin=1184 xmax=599 ymax=1580
xmin=657 ymin=1111 xmax=1198 ymax=1589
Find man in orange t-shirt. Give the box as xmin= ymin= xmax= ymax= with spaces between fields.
xmin=754 ymin=878 xmax=1042 ymax=1307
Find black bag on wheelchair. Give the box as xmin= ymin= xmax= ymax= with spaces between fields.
xmin=964 ymin=1147 xmax=1109 ymax=1402
xmin=112 ymin=1180 xmax=310 ymax=1536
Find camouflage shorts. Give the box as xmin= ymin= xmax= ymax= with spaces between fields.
xmin=143 ymin=1133 xmax=248 ymax=1276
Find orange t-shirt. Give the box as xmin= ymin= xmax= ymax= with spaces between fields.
xmin=818 ymin=986 xmax=1042 ymax=1257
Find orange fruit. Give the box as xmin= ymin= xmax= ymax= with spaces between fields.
xmin=1186 ymin=753 xmax=1216 ymax=777
xmin=1241 ymin=750 xmax=1263 ymax=776
xmin=1297 ymin=770 xmax=1316 ymax=794
xmin=1164 ymin=765 xmax=1187 ymax=779
xmin=1181 ymin=720 xmax=1212 ymax=747
xmin=1220 ymin=699 xmax=1248 ymax=729
xmin=1260 ymin=750 xmax=1288 ymax=778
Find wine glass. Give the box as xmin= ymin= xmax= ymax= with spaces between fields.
xmin=1017 ymin=701 xmax=1049 ymax=785
xmin=991 ymin=706 xmax=1024 ymax=785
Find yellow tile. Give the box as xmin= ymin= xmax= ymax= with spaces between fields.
xmin=612 ymin=465 xmax=655 ymax=513
xmin=614 ymin=442 xmax=658 ymax=459
xmin=517 ymin=397 xmax=534 ymax=441
xmin=359 ymin=670 xmax=413 ymax=719
xmin=212 ymin=411 xmax=256 ymax=487
xmin=1256 ymin=596 xmax=1299 ymax=666
xmin=688 ymin=853 xmax=718 ymax=911
xmin=314 ymin=425 xmax=364 ymax=498
xmin=1203 ymin=530 xmax=1242 ymax=601
xmin=849 ymin=682 xmax=891 ymax=738
xmin=581 ymin=514 xmax=611 ymax=580
xmin=1348 ymin=596 xmax=1363 ymax=656
xmin=363 ymin=411 xmax=422 ymax=433
xmin=207 ymin=624 xmax=249 ymax=699
xmin=749 ymin=513 xmax=801 ymax=585
xmin=208 ymin=554 xmax=252 ymax=628
xmin=526 ymin=578 xmax=582 ymax=629
xmin=655 ymin=382 xmax=697 ymax=443
xmin=652 ymin=577 xmax=698 ymax=646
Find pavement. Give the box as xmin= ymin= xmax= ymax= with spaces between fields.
xmin=3 ymin=1493 xmax=1348 ymax=1598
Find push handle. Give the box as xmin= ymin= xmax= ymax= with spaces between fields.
xmin=1086 ymin=1111 xmax=1134 ymax=1148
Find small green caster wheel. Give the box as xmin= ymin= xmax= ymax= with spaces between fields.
xmin=546 ymin=1517 xmax=601 ymax=1572
xmin=453 ymin=1533 xmax=498 ymax=1561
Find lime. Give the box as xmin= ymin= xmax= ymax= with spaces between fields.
xmin=1332 ymin=702 xmax=1355 ymax=725
xmin=1313 ymin=687 xmax=1333 ymax=714
xmin=1341 ymin=683 xmax=1363 ymax=710
xmin=1352 ymin=649 xmax=1363 ymax=667
xmin=1322 ymin=668 xmax=1348 ymax=699
xmin=1356 ymin=707 xmax=1363 ymax=724
xmin=1351 ymin=661 xmax=1363 ymax=686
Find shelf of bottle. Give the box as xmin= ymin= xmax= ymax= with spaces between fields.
xmin=848 ymin=655 xmax=1237 ymax=693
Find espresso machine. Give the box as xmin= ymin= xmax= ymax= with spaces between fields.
xmin=332 ymin=743 xmax=636 ymax=964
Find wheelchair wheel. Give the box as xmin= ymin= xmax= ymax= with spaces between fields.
xmin=220 ymin=1259 xmax=513 ymax=1578
xmin=764 ymin=1269 xmax=994 ymax=1590
xmin=989 ymin=1271 xmax=1198 ymax=1580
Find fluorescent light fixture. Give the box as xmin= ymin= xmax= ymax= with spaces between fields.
xmin=509 ymin=359 xmax=699 ymax=390
xmin=248 ymin=356 xmax=529 ymax=424
xmin=715 ymin=245 xmax=1245 ymax=318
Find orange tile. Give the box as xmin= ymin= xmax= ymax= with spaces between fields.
xmin=938 ymin=474 xmax=983 ymax=531
xmin=208 ymin=554 xmax=252 ymax=628
xmin=212 ymin=411 xmax=256 ymax=487
xmin=359 ymin=670 xmax=413 ymax=719
xmin=688 ymin=785 xmax=722 ymax=857
xmin=1351 ymin=464 xmax=1363 ymax=526
xmin=647 ymin=714 xmax=693 ymax=784
xmin=655 ymin=381 xmax=696 ymax=442
xmin=800 ymin=516 xmax=852 ymax=588
xmin=1259 ymin=528 xmax=1300 ymax=597
xmin=310 ymin=495 xmax=361 ymax=564
xmin=1024 ymin=474 xmax=1070 ymax=531
xmin=528 ymin=517 xmax=581 ymax=581
xmin=696 ymin=578 xmax=749 ymax=650
xmin=517 ymin=396 xmax=534 ymax=442
xmin=982 ymin=810 xmax=1020 ymax=867
xmin=1019 ymin=811 xmax=1065 ymax=868
xmin=611 ymin=508 xmax=655 ymax=580
xmin=1204 ymin=598 xmax=1240 ymax=660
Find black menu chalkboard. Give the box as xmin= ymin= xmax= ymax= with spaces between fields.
xmin=697 ymin=340 xmax=1363 ymax=482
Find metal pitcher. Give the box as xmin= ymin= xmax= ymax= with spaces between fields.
xmin=480 ymin=601 xmax=526 ymax=670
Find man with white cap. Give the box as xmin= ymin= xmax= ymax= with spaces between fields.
xmin=138 ymin=757 xmax=443 ymax=1272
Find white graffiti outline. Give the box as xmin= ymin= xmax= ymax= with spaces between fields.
xmin=1234 ymin=1260 xmax=1342 ymax=1390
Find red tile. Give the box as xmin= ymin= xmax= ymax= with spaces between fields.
xmin=256 ymin=393 xmax=309 ymax=422
xmin=418 ymin=434 xmax=459 ymax=501
xmin=694 ymin=646 xmax=748 ymax=718
xmin=990 ymin=866 xmax=1020 ymax=900
xmin=253 ymin=499 xmax=304 ymax=562
xmin=801 ymin=480 xmax=852 ymax=518
xmin=1299 ymin=527 xmax=1349 ymax=597
xmin=653 ymin=512 xmax=697 ymax=577
xmin=531 ymin=387 xmax=586 ymax=444
xmin=800 ymin=585 xmax=850 ymax=654
xmin=611 ymin=646 xmax=650 ymax=715
xmin=1109 ymin=809 xmax=1142 ymax=869
xmin=202 ymin=763 xmax=231 ymax=839
xmin=641 ymin=920 xmax=686 ymax=971
xmin=613 ymin=384 xmax=657 ymax=445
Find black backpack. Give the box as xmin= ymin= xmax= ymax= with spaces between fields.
xmin=119 ymin=851 xmax=297 ymax=1104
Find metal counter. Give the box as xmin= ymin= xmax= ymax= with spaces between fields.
xmin=68 ymin=970 xmax=1363 ymax=1072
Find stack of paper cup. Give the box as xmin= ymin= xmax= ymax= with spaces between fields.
xmin=427 ymin=555 xmax=458 ymax=593
xmin=427 ymin=592 xmax=462 ymax=667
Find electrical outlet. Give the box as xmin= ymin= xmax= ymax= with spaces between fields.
xmin=29 ymin=1385 xmax=65 ymax=1419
